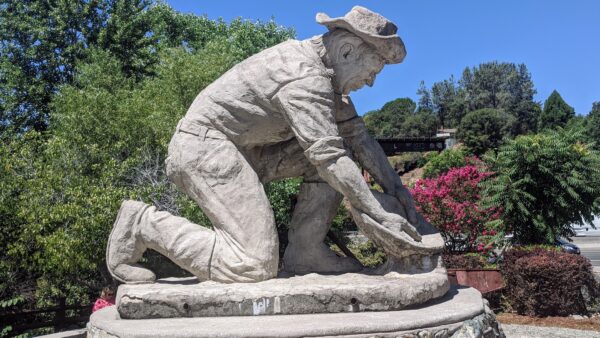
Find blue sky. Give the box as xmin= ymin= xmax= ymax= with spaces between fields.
xmin=165 ymin=1 xmax=600 ymax=116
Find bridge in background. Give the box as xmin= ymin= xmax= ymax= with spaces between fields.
xmin=376 ymin=136 xmax=449 ymax=156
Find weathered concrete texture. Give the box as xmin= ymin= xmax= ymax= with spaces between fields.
xmin=451 ymin=299 xmax=505 ymax=338
xmin=37 ymin=329 xmax=87 ymax=338
xmin=89 ymin=286 xmax=504 ymax=338
xmin=350 ymin=190 xmax=444 ymax=263
xmin=117 ymin=269 xmax=449 ymax=319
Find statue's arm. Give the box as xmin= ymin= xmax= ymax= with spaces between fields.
xmin=336 ymin=95 xmax=418 ymax=225
xmin=273 ymin=77 xmax=420 ymax=240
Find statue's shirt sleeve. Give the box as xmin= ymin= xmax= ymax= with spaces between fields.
xmin=272 ymin=76 xmax=347 ymax=165
xmin=335 ymin=95 xmax=367 ymax=138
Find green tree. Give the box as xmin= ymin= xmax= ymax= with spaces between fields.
xmin=147 ymin=4 xmax=294 ymax=62
xmin=416 ymin=80 xmax=433 ymax=112
xmin=422 ymin=147 xmax=467 ymax=178
xmin=380 ymin=97 xmax=417 ymax=116
xmin=511 ymin=101 xmax=541 ymax=136
xmin=400 ymin=111 xmax=438 ymax=137
xmin=457 ymin=108 xmax=515 ymax=155
xmin=364 ymin=98 xmax=415 ymax=137
xmin=425 ymin=62 xmax=539 ymax=133
xmin=430 ymin=76 xmax=463 ymax=128
xmin=98 ymin=0 xmax=157 ymax=80
xmin=364 ymin=98 xmax=437 ymax=138
xmin=564 ymin=115 xmax=588 ymax=136
xmin=585 ymin=102 xmax=600 ymax=149
xmin=0 ymin=12 xmax=294 ymax=315
xmin=508 ymin=64 xmax=539 ymax=134
xmin=0 ymin=132 xmax=47 ymax=304
xmin=0 ymin=0 xmax=295 ymax=135
xmin=482 ymin=130 xmax=600 ymax=244
xmin=538 ymin=90 xmax=575 ymax=130
xmin=0 ymin=0 xmax=108 ymax=133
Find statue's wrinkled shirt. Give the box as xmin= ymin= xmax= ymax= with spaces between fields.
xmin=184 ymin=39 xmax=355 ymax=152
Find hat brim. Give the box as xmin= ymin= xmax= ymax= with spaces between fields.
xmin=316 ymin=13 xmax=406 ymax=64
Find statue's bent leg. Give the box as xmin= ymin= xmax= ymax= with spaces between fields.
xmin=107 ymin=131 xmax=278 ymax=284
xmin=247 ymin=140 xmax=361 ymax=274
xmin=168 ymin=132 xmax=279 ymax=283
xmin=106 ymin=200 xmax=215 ymax=284
xmin=283 ymin=174 xmax=362 ymax=274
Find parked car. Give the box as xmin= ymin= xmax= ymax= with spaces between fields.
xmin=498 ymin=234 xmax=581 ymax=256
xmin=556 ymin=238 xmax=581 ymax=254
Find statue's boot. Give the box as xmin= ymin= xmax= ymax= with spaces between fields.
xmin=283 ymin=182 xmax=362 ymax=274
xmin=106 ymin=200 xmax=215 ymax=283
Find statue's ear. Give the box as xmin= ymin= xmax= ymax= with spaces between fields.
xmin=340 ymin=43 xmax=354 ymax=60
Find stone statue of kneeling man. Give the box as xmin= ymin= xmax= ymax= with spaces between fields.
xmin=107 ymin=6 xmax=424 ymax=284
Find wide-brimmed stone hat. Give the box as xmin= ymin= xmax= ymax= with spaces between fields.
xmin=316 ymin=6 xmax=406 ymax=64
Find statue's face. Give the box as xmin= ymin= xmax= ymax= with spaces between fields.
xmin=333 ymin=41 xmax=385 ymax=95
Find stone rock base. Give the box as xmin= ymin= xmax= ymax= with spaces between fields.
xmin=88 ymin=286 xmax=505 ymax=338
xmin=116 ymin=269 xmax=449 ymax=319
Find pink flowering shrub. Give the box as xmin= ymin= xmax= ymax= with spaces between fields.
xmin=410 ymin=161 xmax=502 ymax=253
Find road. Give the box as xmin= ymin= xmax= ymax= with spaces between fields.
xmin=585 ymin=250 xmax=600 ymax=267
xmin=570 ymin=216 xmax=600 ymax=268
xmin=572 ymin=236 xmax=600 ymax=268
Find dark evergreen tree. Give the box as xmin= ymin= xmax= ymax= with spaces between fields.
xmin=508 ymin=64 xmax=540 ymax=134
xmin=511 ymin=101 xmax=541 ymax=135
xmin=416 ymin=80 xmax=433 ymax=112
xmin=538 ymin=90 xmax=575 ymax=130
xmin=586 ymin=102 xmax=600 ymax=149
xmin=430 ymin=76 xmax=461 ymax=128
xmin=462 ymin=62 xmax=509 ymax=110
xmin=426 ymin=62 xmax=539 ymax=133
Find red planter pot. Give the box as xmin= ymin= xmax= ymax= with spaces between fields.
xmin=447 ymin=269 xmax=504 ymax=294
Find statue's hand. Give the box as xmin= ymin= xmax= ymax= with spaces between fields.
xmin=394 ymin=185 xmax=419 ymax=225
xmin=374 ymin=211 xmax=422 ymax=242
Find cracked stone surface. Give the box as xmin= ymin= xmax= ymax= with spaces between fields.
xmin=89 ymin=286 xmax=503 ymax=338
xmin=116 ymin=268 xmax=449 ymax=319
xmin=450 ymin=299 xmax=505 ymax=338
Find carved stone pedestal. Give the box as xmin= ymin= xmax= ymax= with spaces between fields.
xmin=115 ymin=268 xmax=449 ymax=319
xmin=87 ymin=286 xmax=505 ymax=338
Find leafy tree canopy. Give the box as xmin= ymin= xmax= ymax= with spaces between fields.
xmin=422 ymin=147 xmax=468 ymax=178
xmin=482 ymin=129 xmax=600 ymax=244
xmin=364 ymin=97 xmax=438 ymax=138
xmin=538 ymin=90 xmax=575 ymax=130
xmin=0 ymin=5 xmax=294 ymax=313
xmin=586 ymin=102 xmax=600 ymax=149
xmin=0 ymin=0 xmax=294 ymax=134
xmin=457 ymin=108 xmax=516 ymax=155
xmin=0 ymin=0 xmax=108 ymax=133
xmin=418 ymin=62 xmax=540 ymax=134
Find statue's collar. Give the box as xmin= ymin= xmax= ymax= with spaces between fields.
xmin=304 ymin=38 xmax=335 ymax=79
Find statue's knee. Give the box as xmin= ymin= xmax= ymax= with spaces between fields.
xmin=211 ymin=244 xmax=278 ymax=283
xmin=236 ymin=248 xmax=278 ymax=282
xmin=253 ymin=254 xmax=279 ymax=280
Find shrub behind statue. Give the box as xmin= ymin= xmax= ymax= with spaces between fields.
xmin=501 ymin=247 xmax=598 ymax=316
